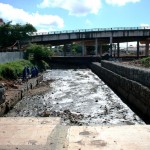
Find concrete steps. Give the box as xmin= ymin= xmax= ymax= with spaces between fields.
xmin=0 ymin=117 xmax=150 ymax=150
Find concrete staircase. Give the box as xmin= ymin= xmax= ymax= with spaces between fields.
xmin=0 ymin=117 xmax=150 ymax=150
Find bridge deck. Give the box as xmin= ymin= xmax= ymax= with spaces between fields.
xmin=0 ymin=117 xmax=150 ymax=150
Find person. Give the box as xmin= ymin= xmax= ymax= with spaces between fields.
xmin=34 ymin=66 xmax=39 ymax=77
xmin=31 ymin=67 xmax=35 ymax=78
xmin=22 ymin=67 xmax=27 ymax=81
xmin=27 ymin=66 xmax=30 ymax=79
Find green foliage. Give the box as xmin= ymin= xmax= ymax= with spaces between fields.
xmin=0 ymin=21 xmax=36 ymax=49
xmin=140 ymin=57 xmax=150 ymax=67
xmin=71 ymin=43 xmax=82 ymax=53
xmin=101 ymin=45 xmax=110 ymax=53
xmin=1 ymin=66 xmax=17 ymax=80
xmin=26 ymin=44 xmax=53 ymax=60
xmin=30 ymin=60 xmax=49 ymax=71
xmin=0 ymin=60 xmax=32 ymax=80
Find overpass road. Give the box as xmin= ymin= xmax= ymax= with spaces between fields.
xmin=30 ymin=27 xmax=150 ymax=57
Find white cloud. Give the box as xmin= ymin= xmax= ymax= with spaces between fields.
xmin=85 ymin=19 xmax=92 ymax=26
xmin=0 ymin=3 xmax=64 ymax=31
xmin=105 ymin=0 xmax=140 ymax=6
xmin=140 ymin=23 xmax=150 ymax=29
xmin=38 ymin=0 xmax=102 ymax=16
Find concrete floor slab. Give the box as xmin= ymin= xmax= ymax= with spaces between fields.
xmin=0 ymin=118 xmax=150 ymax=150
xmin=0 ymin=117 xmax=61 ymax=149
xmin=67 ymin=126 xmax=150 ymax=150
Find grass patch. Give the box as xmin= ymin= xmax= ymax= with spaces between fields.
xmin=140 ymin=57 xmax=150 ymax=67
xmin=129 ymin=56 xmax=150 ymax=68
xmin=0 ymin=59 xmax=33 ymax=80
xmin=0 ymin=59 xmax=50 ymax=80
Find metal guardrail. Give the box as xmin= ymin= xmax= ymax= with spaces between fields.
xmin=31 ymin=27 xmax=150 ymax=36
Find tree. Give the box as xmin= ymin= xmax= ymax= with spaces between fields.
xmin=26 ymin=44 xmax=53 ymax=60
xmin=71 ymin=43 xmax=82 ymax=53
xmin=0 ymin=21 xmax=36 ymax=50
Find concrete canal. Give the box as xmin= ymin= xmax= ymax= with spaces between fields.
xmin=5 ymin=69 xmax=144 ymax=125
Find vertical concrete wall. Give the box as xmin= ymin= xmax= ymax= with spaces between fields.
xmin=90 ymin=62 xmax=150 ymax=123
xmin=0 ymin=52 xmax=24 ymax=64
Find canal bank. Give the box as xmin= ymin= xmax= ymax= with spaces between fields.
xmin=90 ymin=61 xmax=150 ymax=123
xmin=0 ymin=75 xmax=44 ymax=116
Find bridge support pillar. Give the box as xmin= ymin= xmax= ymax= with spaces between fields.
xmin=137 ymin=40 xmax=140 ymax=58
xmin=81 ymin=42 xmax=87 ymax=56
xmin=145 ymin=41 xmax=149 ymax=56
xmin=99 ymin=44 xmax=102 ymax=56
xmin=95 ymin=38 xmax=98 ymax=56
xmin=117 ymin=43 xmax=120 ymax=58
xmin=110 ymin=37 xmax=113 ymax=57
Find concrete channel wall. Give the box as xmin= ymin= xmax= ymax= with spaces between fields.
xmin=90 ymin=61 xmax=150 ymax=123
xmin=0 ymin=75 xmax=43 ymax=116
xmin=0 ymin=52 xmax=24 ymax=63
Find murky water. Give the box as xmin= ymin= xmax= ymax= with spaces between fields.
xmin=6 ymin=69 xmax=144 ymax=125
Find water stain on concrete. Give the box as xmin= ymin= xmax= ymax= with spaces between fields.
xmin=28 ymin=140 xmax=37 ymax=145
xmin=79 ymin=131 xmax=90 ymax=136
xmin=91 ymin=140 xmax=107 ymax=147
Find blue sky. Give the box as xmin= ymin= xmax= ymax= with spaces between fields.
xmin=0 ymin=0 xmax=150 ymax=32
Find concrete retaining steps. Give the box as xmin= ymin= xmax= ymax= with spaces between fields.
xmin=0 ymin=117 xmax=150 ymax=150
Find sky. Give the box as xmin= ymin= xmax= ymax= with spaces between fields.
xmin=0 ymin=0 xmax=150 ymax=33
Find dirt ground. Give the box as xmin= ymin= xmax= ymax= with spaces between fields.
xmin=120 ymin=60 xmax=150 ymax=69
xmin=0 ymin=77 xmax=53 ymax=100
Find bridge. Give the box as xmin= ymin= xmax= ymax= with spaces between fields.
xmin=31 ymin=27 xmax=150 ymax=58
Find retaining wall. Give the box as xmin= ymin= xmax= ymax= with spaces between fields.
xmin=0 ymin=75 xmax=43 ymax=116
xmin=0 ymin=52 xmax=24 ymax=63
xmin=101 ymin=61 xmax=150 ymax=88
xmin=90 ymin=61 xmax=150 ymax=123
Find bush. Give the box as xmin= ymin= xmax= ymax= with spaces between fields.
xmin=30 ymin=60 xmax=49 ymax=71
xmin=140 ymin=57 xmax=150 ymax=67
xmin=26 ymin=44 xmax=53 ymax=60
xmin=0 ymin=59 xmax=33 ymax=80
xmin=1 ymin=66 xmax=17 ymax=80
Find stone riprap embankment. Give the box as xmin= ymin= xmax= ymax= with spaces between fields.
xmin=0 ymin=75 xmax=43 ymax=116
xmin=90 ymin=61 xmax=150 ymax=123
xmin=101 ymin=60 xmax=150 ymax=88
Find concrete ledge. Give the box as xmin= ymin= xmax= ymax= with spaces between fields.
xmin=0 ymin=117 xmax=150 ymax=150
xmin=0 ymin=117 xmax=61 ymax=150
xmin=67 ymin=125 xmax=150 ymax=150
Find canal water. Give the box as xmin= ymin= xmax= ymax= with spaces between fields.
xmin=6 ymin=69 xmax=144 ymax=125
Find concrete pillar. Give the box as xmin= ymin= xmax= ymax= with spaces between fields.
xmin=117 ymin=43 xmax=120 ymax=58
xmin=145 ymin=41 xmax=149 ymax=56
xmin=63 ymin=44 xmax=67 ymax=56
xmin=110 ymin=37 xmax=113 ymax=57
xmin=95 ymin=38 xmax=98 ymax=56
xmin=137 ymin=40 xmax=140 ymax=58
xmin=84 ymin=45 xmax=87 ymax=56
xmin=81 ymin=41 xmax=85 ymax=56
xmin=99 ymin=44 xmax=102 ymax=57
xmin=126 ymin=42 xmax=128 ymax=53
